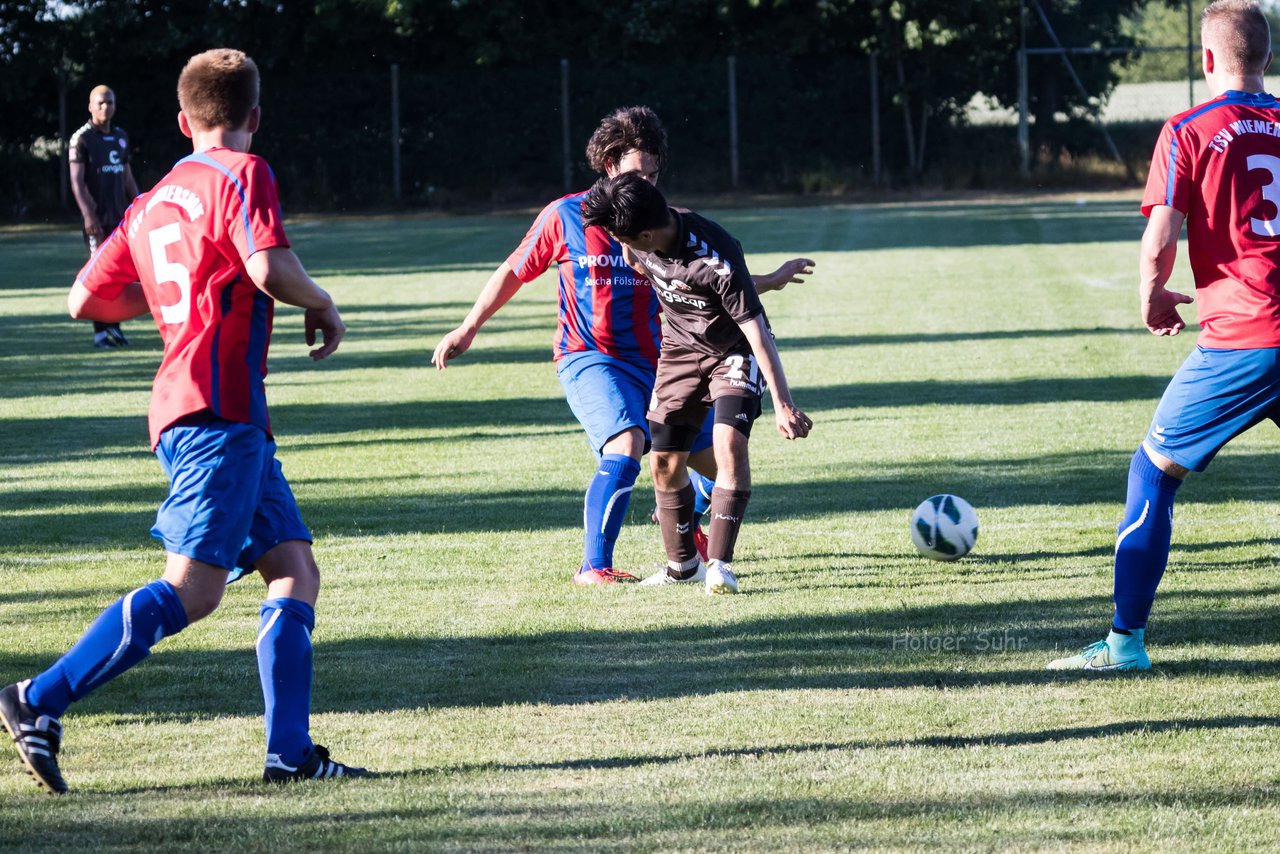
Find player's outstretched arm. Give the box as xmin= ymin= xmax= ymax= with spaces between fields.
xmin=432 ymin=262 xmax=525 ymax=370
xmin=753 ymin=258 xmax=815 ymax=293
xmin=1139 ymin=205 xmax=1193 ymax=337
xmin=68 ymin=280 xmax=148 ymax=322
xmin=245 ymin=246 xmax=345 ymax=360
xmin=737 ymin=314 xmax=812 ymax=441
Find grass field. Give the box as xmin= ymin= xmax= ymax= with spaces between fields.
xmin=3 ymin=194 xmax=1280 ymax=851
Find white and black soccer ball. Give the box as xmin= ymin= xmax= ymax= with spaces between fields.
xmin=909 ymin=494 xmax=979 ymax=561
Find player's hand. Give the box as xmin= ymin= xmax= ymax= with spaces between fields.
xmin=432 ymin=326 xmax=476 ymax=370
xmin=1143 ymin=286 xmax=1194 ymax=336
xmin=305 ymin=303 xmax=345 ymax=360
xmin=775 ymin=401 xmax=812 ymax=440
xmin=83 ymin=215 xmax=103 ymax=239
xmin=767 ymin=258 xmax=815 ymax=292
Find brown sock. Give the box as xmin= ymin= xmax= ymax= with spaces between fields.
xmin=708 ymin=487 xmax=751 ymax=563
xmin=655 ymin=482 xmax=697 ymax=565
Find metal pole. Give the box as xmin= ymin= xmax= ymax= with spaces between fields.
xmin=896 ymin=58 xmax=917 ymax=176
xmin=1030 ymin=0 xmax=1134 ymax=180
xmin=58 ymin=74 xmax=68 ymax=209
xmin=561 ymin=58 xmax=571 ymax=192
xmin=1187 ymin=0 xmax=1195 ymax=108
xmin=1017 ymin=0 xmax=1030 ymax=177
xmin=727 ymin=56 xmax=739 ymax=189
xmin=869 ymin=51 xmax=881 ymax=185
xmin=390 ymin=63 xmax=401 ymax=202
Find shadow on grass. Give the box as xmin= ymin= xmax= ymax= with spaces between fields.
xmin=3 ymin=586 xmax=1278 ymax=719
xmin=0 ymin=304 xmax=553 ymax=397
xmin=60 ymin=713 xmax=1280 ymax=798
xmin=264 ymin=343 xmax=553 ymax=374
xmin=1 ymin=783 xmax=1274 ymax=849
xmin=5 ymin=445 xmax=1278 ymax=548
xmin=782 ymin=326 xmax=1142 ymax=350
xmin=802 ymin=374 xmax=1169 ymax=410
xmin=0 ymin=586 xmax=133 ymax=606
xmin=429 ymin=713 xmax=1280 ymax=776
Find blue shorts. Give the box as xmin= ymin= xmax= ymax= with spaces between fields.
xmin=1144 ymin=346 xmax=1280 ymax=471
xmin=152 ymin=416 xmax=311 ymax=582
xmin=558 ymin=351 xmax=712 ymax=457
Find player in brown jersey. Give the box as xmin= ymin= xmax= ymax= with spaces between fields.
xmin=581 ymin=172 xmax=812 ymax=594
xmin=70 ymin=84 xmax=140 ymax=349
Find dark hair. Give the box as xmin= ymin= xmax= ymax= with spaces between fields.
xmin=581 ymin=172 xmax=672 ymax=238
xmin=1202 ymin=0 xmax=1272 ymax=75
xmin=178 ymin=49 xmax=259 ymax=130
xmin=585 ymin=106 xmax=668 ymax=174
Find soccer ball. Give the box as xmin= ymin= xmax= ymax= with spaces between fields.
xmin=909 ymin=494 xmax=979 ymax=561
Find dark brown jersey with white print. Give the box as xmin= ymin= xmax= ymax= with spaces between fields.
xmin=631 ymin=209 xmax=767 ymax=357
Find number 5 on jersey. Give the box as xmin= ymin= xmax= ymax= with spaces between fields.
xmin=149 ymin=222 xmax=192 ymax=324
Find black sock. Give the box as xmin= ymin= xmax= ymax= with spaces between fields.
xmin=655 ymin=482 xmax=697 ymax=564
xmin=707 ymin=487 xmax=751 ymax=563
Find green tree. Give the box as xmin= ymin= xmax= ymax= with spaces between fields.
xmin=1120 ymin=1 xmax=1280 ymax=84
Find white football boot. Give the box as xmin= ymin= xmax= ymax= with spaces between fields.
xmin=641 ymin=559 xmax=706 ymax=586
xmin=705 ymin=559 xmax=739 ymax=595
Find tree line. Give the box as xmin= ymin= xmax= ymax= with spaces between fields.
xmin=1 ymin=1 xmax=1196 ymax=212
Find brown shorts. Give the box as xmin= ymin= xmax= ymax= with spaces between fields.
xmin=648 ymin=345 xmax=766 ymax=429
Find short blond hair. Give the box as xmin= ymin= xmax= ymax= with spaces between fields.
xmin=177 ymin=49 xmax=259 ymax=130
xmin=1202 ymin=0 xmax=1272 ymax=75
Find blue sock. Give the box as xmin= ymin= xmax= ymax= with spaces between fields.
xmin=690 ymin=470 xmax=715 ymax=527
xmin=582 ymin=454 xmax=641 ymax=571
xmin=25 ymin=580 xmax=188 ymax=718
xmin=257 ymin=597 xmax=316 ymax=766
xmin=1113 ymin=447 xmax=1183 ymax=631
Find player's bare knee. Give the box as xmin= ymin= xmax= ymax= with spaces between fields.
xmin=160 ymin=578 xmax=223 ymax=623
xmin=182 ymin=589 xmax=224 ymax=622
xmin=712 ymin=431 xmax=750 ymax=486
xmin=161 ymin=555 xmax=228 ymax=622
xmin=1141 ymin=443 xmax=1190 ymax=480
xmin=257 ymin=540 xmax=322 ymax=604
xmin=650 ymin=451 xmax=685 ymax=489
xmin=687 ymin=447 xmax=718 ymax=480
xmin=602 ymin=427 xmax=645 ymax=460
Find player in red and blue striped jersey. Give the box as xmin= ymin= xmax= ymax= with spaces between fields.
xmin=1050 ymin=1 xmax=1280 ymax=671
xmin=0 ymin=49 xmax=366 ymax=792
xmin=432 ymin=107 xmax=813 ymax=585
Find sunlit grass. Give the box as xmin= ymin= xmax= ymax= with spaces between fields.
xmin=3 ymin=196 xmax=1279 ymax=850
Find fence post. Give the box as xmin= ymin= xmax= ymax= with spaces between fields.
xmin=727 ymin=56 xmax=739 ymax=189
xmin=58 ymin=74 xmax=68 ymax=209
xmin=869 ymin=51 xmax=881 ymax=185
xmin=1017 ymin=0 xmax=1030 ymax=177
xmin=390 ymin=63 xmax=402 ymax=202
xmin=1186 ymin=0 xmax=1194 ymax=109
xmin=561 ymin=58 xmax=572 ymax=192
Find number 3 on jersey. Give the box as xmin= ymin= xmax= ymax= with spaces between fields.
xmin=1247 ymin=153 xmax=1280 ymax=237
xmin=149 ymin=222 xmax=192 ymax=324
